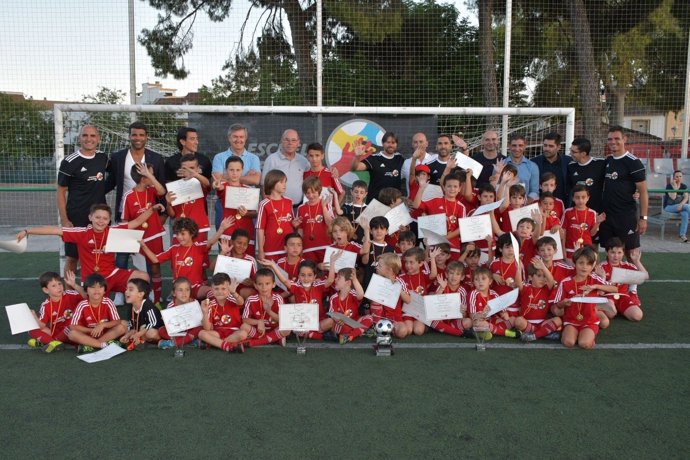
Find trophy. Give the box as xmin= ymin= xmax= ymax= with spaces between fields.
xmin=373 ymin=319 xmax=394 ymax=357
xmin=471 ymin=313 xmax=491 ymax=351
xmin=171 ymin=333 xmax=185 ymax=358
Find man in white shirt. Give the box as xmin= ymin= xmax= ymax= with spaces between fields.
xmin=402 ymin=132 xmax=437 ymax=195
xmin=261 ymin=129 xmax=310 ymax=207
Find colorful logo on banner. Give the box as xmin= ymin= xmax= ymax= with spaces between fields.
xmin=325 ymin=119 xmax=386 ymax=188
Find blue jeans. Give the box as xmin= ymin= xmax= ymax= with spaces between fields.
xmin=665 ymin=204 xmax=690 ymax=237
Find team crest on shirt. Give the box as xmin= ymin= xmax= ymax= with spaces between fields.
xmin=585 ymin=178 xmax=594 ymax=186
xmin=220 ymin=314 xmax=232 ymax=325
xmin=537 ymin=300 xmax=547 ymax=309
xmin=63 ymin=309 xmax=73 ymax=319
xmin=392 ymin=169 xmax=399 ymax=177
xmin=605 ymin=171 xmax=619 ymax=180
xmin=580 ymin=223 xmax=589 ymax=230
xmin=344 ymin=309 xmax=352 ymax=317
xmin=550 ymin=211 xmax=558 ymax=218
xmin=310 ymin=299 xmax=319 ymax=304
xmin=184 ymin=256 xmax=194 ymax=266
xmin=315 ymin=215 xmax=324 ymax=223
xmin=415 ymin=286 xmax=425 ymax=294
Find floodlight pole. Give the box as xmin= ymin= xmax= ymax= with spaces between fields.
xmin=501 ymin=0 xmax=513 ymax=156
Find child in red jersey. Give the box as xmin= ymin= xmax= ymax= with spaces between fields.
xmin=432 ymin=261 xmax=468 ymax=337
xmin=122 ymin=163 xmax=167 ymax=303
xmin=515 ymin=264 xmax=561 ymax=342
xmin=217 ymin=228 xmax=258 ymax=299
xmin=19 ymin=204 xmax=153 ymax=294
xmin=327 ymin=216 xmax=369 ymax=265
xmin=294 ymin=176 xmax=335 ymax=263
xmin=597 ymin=238 xmax=647 ymax=322
xmin=368 ymin=252 xmax=412 ymax=339
xmin=141 ymin=217 xmax=226 ymax=300
xmin=551 ymin=246 xmax=617 ymax=349
xmin=539 ymin=191 xmax=564 ymax=243
xmin=304 ymin=142 xmax=345 ymax=213
xmin=540 ymin=172 xmax=565 ymax=219
xmin=257 ymin=170 xmax=294 ymax=261
xmin=413 ymin=173 xmax=468 ymax=257
xmin=322 ymin=267 xmax=373 ymax=344
xmin=275 ymin=233 xmax=305 ymax=300
xmin=497 ymin=183 xmax=526 ymax=234
xmin=465 ymin=267 xmax=502 ymax=340
xmin=489 ymin=233 xmax=524 ymax=302
xmin=28 ymin=271 xmax=85 ymax=353
xmin=198 ymin=273 xmax=247 ymax=352
xmin=458 ymin=242 xmax=492 ymax=290
xmin=67 ymin=273 xmax=127 ymax=353
xmin=240 ymin=268 xmax=290 ymax=347
xmin=158 ymin=277 xmax=204 ymax=349
xmin=166 ymin=154 xmax=211 ymax=242
xmin=119 ymin=278 xmax=163 ymax=350
xmin=400 ymin=246 xmax=440 ymax=336
xmin=534 ymin=235 xmax=573 ymax=286
xmin=214 ymin=156 xmax=257 ymax=254
xmin=562 ymin=184 xmax=605 ymax=259
xmin=468 ymin=184 xmax=499 ymax=257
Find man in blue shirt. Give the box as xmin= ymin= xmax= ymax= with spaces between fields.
xmin=211 ymin=123 xmax=261 ymax=228
xmin=506 ymin=134 xmax=540 ymax=203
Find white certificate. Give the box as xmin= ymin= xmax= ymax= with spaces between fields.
xmin=104 ymin=228 xmax=144 ymax=254
xmin=364 ymin=274 xmax=402 ymax=309
xmin=274 ymin=266 xmax=289 ymax=293
xmin=166 ymin=177 xmax=204 ymax=206
xmin=279 ymin=303 xmax=319 ymax=332
xmin=459 ymin=214 xmax=492 ymax=243
xmin=417 ymin=214 xmax=447 ymax=238
xmin=552 ymin=231 xmax=564 ymax=260
xmin=473 ymin=198 xmax=504 ymax=216
xmin=508 ymin=203 xmax=540 ymax=231
xmin=385 ymin=203 xmax=413 ymax=233
xmin=454 ymin=153 xmax=483 ymax=180
xmin=486 ymin=288 xmax=520 ymax=317
xmin=402 ymin=292 xmax=429 ymax=325
xmin=328 ymin=311 xmax=366 ymax=329
xmin=421 ymin=184 xmax=443 ymax=201
xmin=0 ymin=237 xmax=27 ymax=254
xmin=610 ymin=267 xmax=648 ymax=285
xmin=302 ymin=188 xmax=332 ymax=204
xmin=5 ymin=303 xmax=40 ymax=335
xmin=357 ymin=199 xmax=390 ymax=226
xmin=225 ymin=186 xmax=260 ymax=211
xmin=76 ymin=343 xmax=127 ymax=363
xmin=160 ymin=300 xmax=203 ymax=335
xmin=214 ymin=255 xmax=253 ymax=282
xmin=323 ymin=246 xmax=358 ymax=272
xmin=423 ymin=229 xmax=450 ymax=246
xmin=510 ymin=232 xmax=521 ymax=271
xmin=570 ymin=296 xmax=610 ymax=304
xmin=403 ymin=292 xmax=462 ymax=326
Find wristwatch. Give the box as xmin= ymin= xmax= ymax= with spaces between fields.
xmin=639 ymin=215 xmax=648 ymax=220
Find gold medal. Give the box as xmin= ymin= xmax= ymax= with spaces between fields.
xmin=235 ymin=214 xmax=242 ymax=220
xmin=94 ymin=265 xmax=99 ymax=272
xmin=576 ymin=314 xmax=583 ymax=321
xmin=277 ymin=228 xmax=284 ymax=235
xmin=449 ymin=216 xmax=457 ymax=224
xmin=506 ymin=277 xmax=514 ymax=285
xmin=142 ymin=222 xmax=149 ymax=229
xmin=415 ymin=286 xmax=425 ymax=294
xmin=614 ymin=294 xmax=620 ymax=300
xmin=577 ymin=238 xmax=584 ymax=244
xmin=180 ymin=213 xmax=186 ymax=218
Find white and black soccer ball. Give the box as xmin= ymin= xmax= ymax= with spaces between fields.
xmin=375 ymin=319 xmax=393 ymax=336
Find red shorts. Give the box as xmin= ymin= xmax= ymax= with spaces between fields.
xmin=613 ymin=294 xmax=641 ymax=315
xmin=215 ymin=327 xmax=240 ymax=339
xmin=564 ymin=322 xmax=599 ymax=335
xmin=106 ymin=268 xmax=136 ymax=294
xmin=142 ymin=237 xmax=164 ymax=264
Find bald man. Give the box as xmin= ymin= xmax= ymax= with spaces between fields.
xmin=261 ymin=129 xmax=310 ymax=205
xmin=402 ymin=132 xmax=437 ymax=195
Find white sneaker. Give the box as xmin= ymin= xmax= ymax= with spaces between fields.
xmin=113 ymin=292 xmax=125 ymax=306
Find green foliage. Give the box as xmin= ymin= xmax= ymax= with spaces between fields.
xmin=0 ymin=93 xmax=54 ymax=158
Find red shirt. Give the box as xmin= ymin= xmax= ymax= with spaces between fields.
xmin=156 ymin=242 xmax=208 ymax=286
xmin=489 ymin=257 xmax=523 ymax=285
xmin=544 ymin=212 xmax=561 ymax=231
xmin=39 ymin=290 xmax=83 ymax=334
xmin=419 ymin=196 xmax=467 ymax=250
xmin=297 ymin=201 xmax=332 ymax=254
xmin=207 ymin=294 xmax=243 ymax=329
xmin=369 ymin=276 xmax=410 ymax=322
xmin=290 ymin=279 xmax=328 ymax=319
xmin=328 ymin=290 xmax=361 ymax=320
xmin=330 ymin=241 xmax=362 ymax=256
xmin=467 ymin=289 xmax=499 ymax=316
xmin=242 ymin=293 xmax=284 ymax=328
xmin=518 ymin=284 xmax=552 ymax=323
xmin=276 ymin=256 xmax=304 ymax=285
xmin=62 ymin=224 xmax=128 ymax=278
xmin=257 ymin=197 xmax=294 ymax=257
xmin=401 ymin=271 xmax=433 ymax=295
xmin=71 ymin=298 xmax=120 ymax=328
xmin=546 ymin=260 xmax=575 ymax=284
xmin=121 ymin=186 xmax=165 ymax=242
xmin=217 ymin=184 xmax=256 ymax=242
xmin=554 ymin=198 xmax=565 ymax=219
xmin=551 ymin=274 xmax=607 ymax=325
xmin=497 ymin=206 xmax=514 ymax=233
xmin=170 ymin=180 xmax=210 ymax=234
xmin=562 ymin=207 xmax=597 ymax=251
xmin=520 ymin=238 xmax=537 ymax=268
xmin=600 ymin=261 xmax=638 ymax=295
xmin=304 ymin=168 xmax=345 ymax=195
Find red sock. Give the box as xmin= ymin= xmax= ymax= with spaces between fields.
xmin=152 ymin=277 xmax=162 ymax=304
xmin=535 ymin=320 xmax=558 ymax=338
xmin=249 ymin=330 xmax=284 ymax=347
xmin=431 ymin=320 xmax=464 ymax=337
xmin=306 ymin=331 xmax=323 ymax=340
xmin=490 ymin=320 xmax=510 ymax=336
xmin=29 ymin=329 xmax=54 ymax=344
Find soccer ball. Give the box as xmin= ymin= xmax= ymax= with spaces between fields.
xmin=375 ymin=319 xmax=393 ymax=336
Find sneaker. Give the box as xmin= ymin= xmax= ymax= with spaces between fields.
xmin=544 ymin=331 xmax=561 ymax=341
xmin=477 ymin=331 xmax=493 ymax=341
xmin=680 ymin=235 xmax=688 ymax=243
xmin=27 ymin=338 xmax=42 ymax=349
xmin=188 ymin=339 xmax=201 ymax=349
xmin=463 ymin=328 xmax=476 ymax=339
xmin=363 ymin=328 xmax=377 ymax=338
xmin=158 ymin=339 xmax=176 ymax=350
xmin=504 ymin=328 xmax=519 ymax=339
xmin=107 ymin=340 xmax=123 ymax=348
xmin=322 ymin=331 xmax=338 ymax=342
xmin=520 ymin=332 xmax=537 ymax=342
xmin=77 ymin=345 xmax=95 ymax=354
xmin=42 ymin=340 xmax=64 ymax=353
xmin=339 ymin=334 xmax=350 ymax=345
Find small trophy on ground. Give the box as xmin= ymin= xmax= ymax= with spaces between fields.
xmin=374 ymin=319 xmax=394 ymax=357
xmin=471 ymin=313 xmax=491 ymax=351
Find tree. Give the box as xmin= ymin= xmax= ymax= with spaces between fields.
xmin=0 ymin=93 xmax=54 ymax=158
xmin=478 ymin=0 xmax=499 ymax=127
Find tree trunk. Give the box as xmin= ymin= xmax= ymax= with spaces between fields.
xmin=569 ymin=0 xmax=605 ymax=156
xmin=282 ymin=0 xmax=316 ymax=105
xmin=478 ymin=0 xmax=500 ymax=128
xmin=610 ymin=86 xmax=627 ymax=128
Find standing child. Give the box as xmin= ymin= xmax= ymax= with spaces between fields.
xmin=28 ymin=270 xmax=85 ymax=353
xmin=275 ymin=233 xmax=305 ymax=300
xmin=400 ymin=246 xmax=440 ymax=336
xmin=218 ymin=229 xmax=258 ymax=299
xmin=240 ymin=268 xmax=291 ymax=347
xmin=598 ymin=238 xmax=647 ymax=322
xmin=304 ymin=142 xmax=345 ymax=213
xmin=562 ymin=184 xmax=605 ymax=259
xmin=67 ymin=273 xmax=127 ymax=353
xmin=257 ymin=170 xmax=294 ymax=261
xmin=396 ymin=231 xmax=417 ymax=255
xmin=322 ymin=268 xmax=373 ymax=344
xmin=214 ymin=156 xmax=257 ymax=254
xmin=165 ymin=154 xmax=211 ymax=242
xmin=158 ymin=277 xmax=203 ymax=349
xmin=497 ymin=183 xmax=526 ymax=234
xmin=551 ymin=246 xmax=617 ymax=349
xmin=122 ymin=163 xmax=167 ymax=304
xmin=469 ymin=184 xmax=499 ymax=257
xmin=540 ymin=172 xmax=565 ymax=219
xmin=294 ymin=176 xmax=335 ymax=263
xmin=198 ymin=273 xmax=246 ymax=352
xmin=368 ymin=252 xmax=412 ymax=339
xmin=341 ymin=180 xmax=368 ymax=243
xmin=514 ymin=264 xmax=562 ymax=342
xmin=432 ymin=261 xmax=468 ymax=337
xmin=361 ymin=216 xmax=396 ymax=290
xmin=119 ymin=278 xmax=163 ymax=350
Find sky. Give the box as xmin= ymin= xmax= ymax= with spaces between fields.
xmin=0 ymin=0 xmax=475 ymax=103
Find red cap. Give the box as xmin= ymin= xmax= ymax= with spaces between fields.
xmin=415 ymin=164 xmax=431 ymax=174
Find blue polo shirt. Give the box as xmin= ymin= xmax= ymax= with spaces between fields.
xmin=212 ymin=148 xmax=261 ymax=177
xmin=506 ymin=156 xmax=540 ymax=201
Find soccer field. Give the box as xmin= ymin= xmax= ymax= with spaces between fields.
xmin=1 ymin=252 xmax=689 ymax=458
